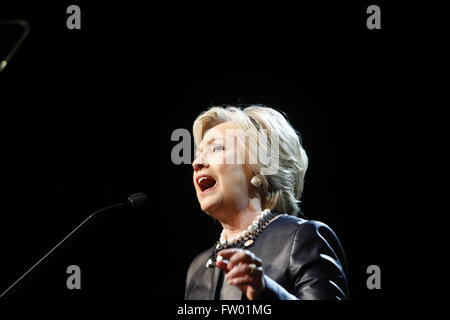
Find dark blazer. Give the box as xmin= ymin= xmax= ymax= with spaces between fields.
xmin=185 ymin=215 xmax=349 ymax=300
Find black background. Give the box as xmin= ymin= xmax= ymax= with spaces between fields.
xmin=1 ymin=1 xmax=449 ymax=301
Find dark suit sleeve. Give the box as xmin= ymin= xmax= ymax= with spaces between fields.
xmin=258 ymin=220 xmax=349 ymax=300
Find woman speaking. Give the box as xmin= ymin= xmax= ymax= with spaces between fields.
xmin=185 ymin=105 xmax=349 ymax=300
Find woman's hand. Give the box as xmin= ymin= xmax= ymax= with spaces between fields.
xmin=216 ymin=248 xmax=265 ymax=300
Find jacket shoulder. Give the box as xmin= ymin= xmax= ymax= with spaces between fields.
xmin=275 ymin=215 xmax=339 ymax=238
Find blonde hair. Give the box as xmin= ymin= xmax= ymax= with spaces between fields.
xmin=193 ymin=105 xmax=308 ymax=216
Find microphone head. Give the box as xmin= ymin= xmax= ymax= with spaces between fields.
xmin=127 ymin=192 xmax=149 ymax=209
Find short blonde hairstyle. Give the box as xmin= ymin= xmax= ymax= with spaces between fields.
xmin=193 ymin=105 xmax=308 ymax=216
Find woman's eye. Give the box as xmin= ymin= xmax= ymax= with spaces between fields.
xmin=213 ymin=144 xmax=224 ymax=152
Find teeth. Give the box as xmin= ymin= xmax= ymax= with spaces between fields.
xmin=198 ymin=177 xmax=209 ymax=184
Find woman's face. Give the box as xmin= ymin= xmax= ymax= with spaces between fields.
xmin=192 ymin=121 xmax=252 ymax=218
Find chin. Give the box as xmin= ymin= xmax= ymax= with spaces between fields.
xmin=200 ymin=202 xmax=217 ymax=214
xmin=199 ymin=197 xmax=222 ymax=216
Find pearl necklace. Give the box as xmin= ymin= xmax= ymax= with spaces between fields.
xmin=219 ymin=208 xmax=272 ymax=245
xmin=206 ymin=209 xmax=282 ymax=268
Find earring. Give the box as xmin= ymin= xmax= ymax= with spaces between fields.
xmin=251 ymin=176 xmax=262 ymax=187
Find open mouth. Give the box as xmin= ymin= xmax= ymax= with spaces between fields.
xmin=196 ymin=175 xmax=217 ymax=192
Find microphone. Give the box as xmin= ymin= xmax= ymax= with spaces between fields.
xmin=0 ymin=192 xmax=149 ymax=299
xmin=0 ymin=19 xmax=30 ymax=72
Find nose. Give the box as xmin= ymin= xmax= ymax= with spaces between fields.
xmin=192 ymin=152 xmax=209 ymax=172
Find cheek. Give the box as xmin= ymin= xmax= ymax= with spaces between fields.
xmin=217 ymin=164 xmax=248 ymax=192
xmin=211 ymin=151 xmax=249 ymax=192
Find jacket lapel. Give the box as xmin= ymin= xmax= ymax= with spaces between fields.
xmin=209 ymin=266 xmax=221 ymax=299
